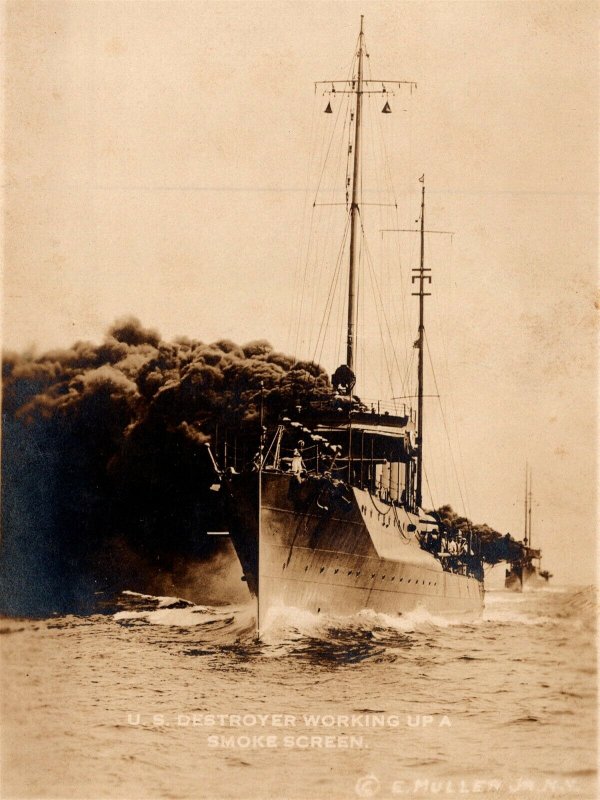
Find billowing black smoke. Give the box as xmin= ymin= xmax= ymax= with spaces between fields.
xmin=430 ymin=504 xmax=523 ymax=564
xmin=1 ymin=318 xmax=330 ymax=615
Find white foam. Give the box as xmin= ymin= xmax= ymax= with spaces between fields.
xmin=156 ymin=596 xmax=195 ymax=608
xmin=258 ymin=601 xmax=476 ymax=642
xmin=114 ymin=605 xmax=215 ymax=626
xmin=120 ymin=590 xmax=195 ymax=608
xmin=484 ymin=591 xmax=529 ymax=605
xmin=482 ymin=607 xmax=553 ymax=625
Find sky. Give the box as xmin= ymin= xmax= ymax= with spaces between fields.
xmin=3 ymin=0 xmax=598 ymax=584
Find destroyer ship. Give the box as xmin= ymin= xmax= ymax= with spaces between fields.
xmin=505 ymin=466 xmax=552 ymax=591
xmin=221 ymin=19 xmax=485 ymax=634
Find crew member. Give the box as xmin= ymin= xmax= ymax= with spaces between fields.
xmin=291 ymin=449 xmax=305 ymax=476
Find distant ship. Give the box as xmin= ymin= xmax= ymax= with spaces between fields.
xmin=221 ymin=18 xmax=485 ymax=635
xmin=505 ymin=465 xmax=552 ymax=591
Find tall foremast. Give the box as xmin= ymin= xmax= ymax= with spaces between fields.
xmin=322 ymin=17 xmax=416 ymax=397
xmin=346 ymin=15 xmax=365 ymax=373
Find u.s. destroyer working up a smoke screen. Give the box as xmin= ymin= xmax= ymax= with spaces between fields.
xmin=2 ymin=315 xmax=530 ymax=617
xmin=1 ymin=6 xmax=596 ymax=800
xmin=3 ymin=19 xmax=542 ymax=622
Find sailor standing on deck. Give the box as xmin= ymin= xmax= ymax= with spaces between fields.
xmin=291 ymin=448 xmax=306 ymax=476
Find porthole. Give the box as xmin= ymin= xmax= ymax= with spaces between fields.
xmin=319 ymin=567 xmax=325 ymax=573
xmin=407 ymin=579 xmax=411 ymax=584
xmin=334 ymin=568 xmax=339 ymax=574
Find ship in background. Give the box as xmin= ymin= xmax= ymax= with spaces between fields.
xmin=505 ymin=464 xmax=552 ymax=591
xmin=221 ymin=18 xmax=485 ymax=635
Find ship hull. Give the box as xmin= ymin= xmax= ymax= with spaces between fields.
xmin=505 ymin=568 xmax=523 ymax=592
xmin=227 ymin=471 xmax=484 ymax=632
xmin=505 ymin=562 xmax=546 ymax=592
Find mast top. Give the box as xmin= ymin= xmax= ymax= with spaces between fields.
xmin=326 ymin=19 xmax=416 ymax=395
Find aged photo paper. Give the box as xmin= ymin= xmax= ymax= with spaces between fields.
xmin=1 ymin=2 xmax=597 ymax=799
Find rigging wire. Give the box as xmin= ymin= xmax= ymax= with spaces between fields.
xmin=365 ymin=47 xmax=414 ymax=379
xmin=423 ymin=465 xmax=439 ymax=516
xmin=289 ymin=87 xmax=320 ymax=361
xmin=424 ymin=330 xmax=470 ymax=520
xmin=291 ymin=96 xmax=328 ymax=363
xmin=359 ymin=216 xmax=411 ymax=405
xmin=306 ymin=89 xmax=352 ymax=360
xmin=312 ymin=216 xmax=351 ymax=368
xmin=427 ymin=234 xmax=473 ymax=523
xmin=289 ymin=33 xmax=474 ymax=542
xmin=362 ymin=233 xmax=397 ymax=405
xmin=291 ymin=28 xmax=419 ymax=415
xmin=363 ymin=88 xmax=387 ymax=398
xmin=293 ymin=48 xmax=357 ymax=366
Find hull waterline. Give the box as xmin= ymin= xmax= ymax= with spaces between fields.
xmin=227 ymin=471 xmax=484 ymax=635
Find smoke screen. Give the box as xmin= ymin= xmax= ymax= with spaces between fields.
xmin=1 ymin=318 xmax=330 ymax=615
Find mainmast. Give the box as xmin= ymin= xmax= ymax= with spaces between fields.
xmin=523 ymin=463 xmax=528 ymax=545
xmin=346 ymin=16 xmax=365 ymax=372
xmin=414 ymin=183 xmax=430 ymax=510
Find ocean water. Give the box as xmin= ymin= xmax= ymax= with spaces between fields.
xmin=1 ymin=585 xmax=596 ymax=799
